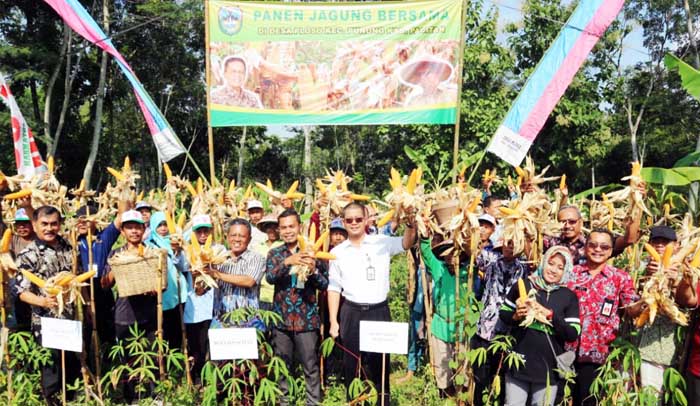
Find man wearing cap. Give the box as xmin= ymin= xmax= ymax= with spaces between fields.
xmin=14 ymin=206 xmax=80 ymax=404
xmin=135 ymin=201 xmax=153 ymax=240
xmin=328 ymin=202 xmax=416 ymax=405
xmin=102 ymin=210 xmax=157 ymax=403
xmin=77 ymin=202 xmax=127 ymax=344
xmin=211 ymin=55 xmax=263 ymax=108
xmin=329 ymin=218 xmax=348 ymax=248
xmin=636 ymin=226 xmax=683 ymax=398
xmin=475 ymin=213 xmax=499 ymax=297
xmin=184 ymin=214 xmax=223 ymax=383
xmin=253 ymin=215 xmax=282 ymax=311
xmin=247 ymin=199 xmax=268 ymax=246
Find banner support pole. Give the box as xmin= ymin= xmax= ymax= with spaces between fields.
xmin=205 ymin=0 xmax=216 ymax=184
xmin=451 ymin=0 xmax=469 ymax=184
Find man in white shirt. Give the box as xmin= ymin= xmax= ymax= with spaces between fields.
xmin=247 ymin=199 xmax=268 ymax=246
xmin=327 ymin=202 xmax=416 ymax=405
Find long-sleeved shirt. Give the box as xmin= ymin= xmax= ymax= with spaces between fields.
xmin=500 ymin=278 xmax=580 ymax=384
xmin=477 ymin=257 xmax=527 ymax=341
xmin=78 ymin=222 xmax=121 ymax=278
xmin=266 ymin=244 xmax=328 ymax=332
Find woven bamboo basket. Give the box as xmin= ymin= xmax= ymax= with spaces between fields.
xmin=432 ymin=199 xmax=459 ymax=226
xmin=108 ymin=248 xmax=167 ymax=297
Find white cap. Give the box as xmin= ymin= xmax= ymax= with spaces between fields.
xmin=192 ymin=214 xmax=213 ymax=231
xmin=121 ymin=210 xmax=145 ymax=225
xmin=247 ymin=200 xmax=263 ymax=210
xmin=478 ymin=213 xmax=497 ymax=226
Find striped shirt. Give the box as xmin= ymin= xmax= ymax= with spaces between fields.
xmin=216 ymin=249 xmax=266 ymax=314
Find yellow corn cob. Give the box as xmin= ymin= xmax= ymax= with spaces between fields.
xmin=467 ymin=195 xmax=481 ymax=213
xmin=377 ymin=209 xmax=395 ymax=228
xmin=315 ymin=251 xmax=336 ymax=260
xmin=138 ymin=244 xmax=145 ymax=257
xmin=517 ymin=278 xmax=527 ymax=303
xmin=690 ymin=248 xmax=700 ymax=268
xmin=499 ymin=207 xmax=519 ymax=216
xmin=313 ymin=230 xmax=329 ymax=252
xmin=516 ymin=176 xmax=522 ymax=188
xmin=266 ymin=179 xmax=273 ymax=189
xmin=297 ymin=235 xmax=307 ymax=251
xmin=177 ymin=212 xmax=187 ymax=230
xmin=309 ymin=225 xmax=317 ymax=245
xmin=191 ymin=233 xmax=201 ymax=254
xmin=286 ymin=192 xmax=305 ymax=200
xmin=87 ymin=224 xmax=93 ymax=246
xmin=74 ymin=270 xmax=96 ymax=283
xmin=507 ymin=175 xmax=513 ymax=186
xmin=390 ymin=167 xmax=401 ymax=190
xmin=21 ymin=270 xmax=46 ymax=288
xmin=631 ymin=161 xmax=641 ymax=178
xmin=107 ymin=167 xmax=125 ymax=182
xmin=349 ymin=194 xmax=371 ymax=201
xmin=482 ymin=169 xmax=491 ymax=181
xmin=77 ymin=179 xmax=86 ymax=192
xmin=218 ymin=193 xmax=224 ymax=205
xmin=123 ymin=156 xmax=131 ymax=172
xmin=165 ymin=211 xmax=176 ymax=234
xmin=286 ymin=180 xmax=299 ymax=197
xmin=515 ymin=166 xmax=525 ymax=178
xmin=315 ymin=179 xmax=327 ymax=194
xmin=644 ymin=243 xmax=661 ymax=263
xmin=663 ymin=203 xmax=670 ymax=218
xmin=136 ymin=191 xmax=144 ymax=201
xmin=55 ymin=274 xmax=75 ymax=287
xmin=163 ymin=163 xmax=173 ymax=180
xmin=3 ymin=189 xmax=32 ymax=200
xmin=197 ymin=178 xmax=204 ymax=195
xmin=204 ymin=235 xmax=212 ymax=251
xmin=47 ymin=156 xmax=55 ymax=173
xmin=229 ymin=180 xmax=236 ymax=194
xmin=186 ymin=182 xmax=197 ymax=197
xmin=243 ymin=184 xmax=252 ymax=200
xmin=415 ymin=167 xmax=423 ymax=184
xmin=560 ymin=174 xmax=567 ymax=191
xmin=45 ymin=287 xmax=62 ymax=296
xmin=406 ymin=170 xmax=418 ymax=194
xmin=459 ymin=164 xmax=467 ymax=178
xmin=635 ymin=308 xmax=650 ymax=328
xmin=340 ymin=176 xmax=348 ymax=192
xmin=662 ymin=245 xmax=673 ymax=269
xmin=1 ymin=229 xmax=12 ymax=253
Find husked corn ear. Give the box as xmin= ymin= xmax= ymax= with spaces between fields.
xmin=507 ymin=175 xmax=513 ymax=186
xmin=663 ymin=203 xmax=670 ymax=217
xmin=123 ymin=156 xmax=131 ymax=172
xmin=309 ymin=225 xmax=317 ymax=244
xmin=467 ymin=195 xmax=481 ymax=212
xmin=515 ymin=166 xmax=525 ymax=178
xmin=78 ymin=179 xmax=86 ymax=192
xmin=191 ymin=233 xmax=201 ymax=253
xmin=691 ymin=248 xmax=700 ymax=268
xmin=297 ymin=235 xmax=307 ymax=251
xmin=266 ymin=179 xmax=273 ymax=189
xmin=315 ymin=252 xmax=336 ymax=260
xmin=313 ymin=230 xmax=329 ymax=251
xmin=662 ymin=245 xmax=673 ymax=269
xmin=499 ymin=207 xmax=519 ymax=216
xmin=204 ymin=235 xmax=212 ymax=251
xmin=55 ymin=274 xmax=75 ymax=287
xmin=377 ymin=209 xmax=395 ymax=228
xmin=47 ymin=156 xmax=55 ymax=173
xmin=177 ymin=212 xmax=187 ymax=230
xmin=186 ymin=182 xmax=197 ymax=197
xmin=287 ymin=192 xmax=305 ymax=200
xmin=286 ymin=180 xmax=299 ymax=197
xmin=415 ymin=167 xmax=423 ymax=184
xmin=406 ymin=169 xmax=418 ymax=194
xmin=483 ymin=169 xmax=490 ymax=180
xmin=349 ymin=194 xmax=371 ymax=201
xmin=243 ymin=185 xmax=252 ymax=200
xmin=560 ymin=174 xmax=566 ymax=191
xmin=631 ymin=161 xmax=641 ymax=177
xmin=1 ymin=229 xmax=12 ymax=253
xmin=138 ymin=244 xmax=145 ymax=257
xmin=517 ymin=278 xmax=527 ymax=303
xmin=229 ymin=179 xmax=236 ymax=193
xmin=163 ymin=163 xmax=172 ymax=180
xmin=390 ymin=167 xmax=401 ymax=190
xmin=165 ymin=211 xmax=176 ymax=234
xmin=635 ymin=308 xmax=650 ymax=328
xmin=315 ymin=179 xmax=327 ymax=194
xmin=644 ymin=243 xmax=661 ymax=263
xmin=21 ymin=269 xmax=46 ymax=288
xmin=74 ymin=270 xmax=96 ymax=283
xmin=107 ymin=167 xmax=125 ymax=182
xmin=197 ymin=178 xmax=204 ymax=195
xmin=3 ymin=189 xmax=32 ymax=200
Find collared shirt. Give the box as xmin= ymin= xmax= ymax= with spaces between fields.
xmin=15 ymin=236 xmax=75 ymax=331
xmin=250 ymin=226 xmax=267 ymax=247
xmin=216 ymin=249 xmax=266 ymax=315
xmin=78 ymin=222 xmax=121 ymax=277
xmin=105 ymin=245 xmax=157 ymax=326
xmin=266 ymin=244 xmax=328 ymax=332
xmin=544 ymin=234 xmax=587 ymax=265
xmin=477 ymin=257 xmax=527 ymax=341
xmin=10 ymin=234 xmax=33 ymax=258
xmin=565 ymin=263 xmax=639 ymax=364
xmin=328 ymin=234 xmax=404 ymax=304
xmin=211 ymin=86 xmax=263 ymax=108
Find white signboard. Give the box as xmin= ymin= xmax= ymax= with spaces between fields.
xmin=40 ymin=317 xmax=83 ymax=353
xmin=359 ymin=321 xmax=408 ymax=355
xmin=208 ymin=328 xmax=258 ymax=360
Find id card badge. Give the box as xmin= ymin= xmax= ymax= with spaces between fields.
xmin=601 ymin=299 xmax=614 ymax=317
xmin=366 ymin=265 xmax=376 ymax=281
xmin=296 ymin=279 xmax=306 ymax=289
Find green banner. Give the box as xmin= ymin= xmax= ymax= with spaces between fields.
xmin=207 ymin=0 xmax=462 ymax=126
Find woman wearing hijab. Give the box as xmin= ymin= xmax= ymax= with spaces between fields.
xmin=145 ymin=212 xmax=189 ymax=350
xmin=499 ymin=246 xmax=581 ymax=406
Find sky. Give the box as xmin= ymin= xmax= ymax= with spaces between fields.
xmin=265 ymin=0 xmax=651 ymax=139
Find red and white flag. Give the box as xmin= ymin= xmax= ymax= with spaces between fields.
xmin=0 ymin=74 xmax=43 ymax=177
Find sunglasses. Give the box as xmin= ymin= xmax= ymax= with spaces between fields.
xmin=559 ymin=218 xmax=579 ymax=225
xmin=586 ymin=242 xmax=612 ymax=251
xmin=344 ymin=217 xmax=365 ymax=224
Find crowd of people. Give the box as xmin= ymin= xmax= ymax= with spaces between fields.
xmin=1 ymin=164 xmax=700 ymax=406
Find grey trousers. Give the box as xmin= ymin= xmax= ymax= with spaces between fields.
xmin=505 ymin=374 xmax=558 ymax=406
xmin=272 ymin=328 xmax=321 ymax=406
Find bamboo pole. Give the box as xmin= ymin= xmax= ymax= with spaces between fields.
xmin=0 ymin=264 xmax=11 ymax=402
xmin=451 ymin=0 xmax=470 ymax=184
xmin=204 ymin=0 xmax=216 ymax=184
xmin=61 ymin=350 xmax=67 ymax=406
xmin=71 ymin=228 xmax=91 ymax=402
xmin=176 ymin=274 xmax=192 ymax=387
xmin=85 ymin=208 xmax=103 ymax=399
xmin=156 ymin=251 xmax=165 ymax=378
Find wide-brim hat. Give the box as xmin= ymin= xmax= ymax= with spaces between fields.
xmin=257 ymin=215 xmax=278 ymax=230
xmin=398 ymin=56 xmax=453 ymax=88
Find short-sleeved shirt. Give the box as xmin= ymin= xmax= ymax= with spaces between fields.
xmin=216 ymin=249 xmax=266 ymax=314
xmin=105 ymin=245 xmax=157 ymax=326
xmin=184 ymin=243 xmax=227 ymax=324
xmin=211 ymin=86 xmax=263 ymax=108
xmin=565 ymin=263 xmax=639 ymax=364
xmin=15 ymin=236 xmax=75 ymax=331
xmin=266 ymin=244 xmax=329 ymax=332
xmin=78 ymin=222 xmax=121 ymax=277
xmin=477 ymin=257 xmax=527 ymax=341
xmin=328 ymin=234 xmax=405 ymax=304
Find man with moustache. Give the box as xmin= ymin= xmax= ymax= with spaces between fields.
xmin=328 ymin=202 xmax=417 ymax=405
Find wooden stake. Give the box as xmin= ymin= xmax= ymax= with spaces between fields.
xmin=61 ymin=350 xmax=67 ymax=406
xmin=156 ymin=251 xmax=165 ymax=378
xmin=176 ymin=274 xmax=192 ymax=387
xmin=85 ymin=207 xmax=103 ymax=400
xmin=451 ymin=0 xmax=470 ymax=184
xmin=0 ymin=266 xmax=12 ymax=402
xmin=380 ymin=353 xmax=386 ymax=406
xmin=204 ymin=0 xmax=216 ymax=184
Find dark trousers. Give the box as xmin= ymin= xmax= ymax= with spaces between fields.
xmin=162 ymin=307 xmax=183 ymax=350
xmin=573 ymin=361 xmax=601 ymax=406
xmin=116 ymin=321 xmax=156 ymax=403
xmin=40 ymin=347 xmax=81 ymax=405
xmin=272 ymin=328 xmax=321 ymax=406
xmin=186 ymin=319 xmax=211 ymax=384
xmin=91 ymin=279 xmax=116 ymax=344
xmin=339 ymin=300 xmax=391 ymax=406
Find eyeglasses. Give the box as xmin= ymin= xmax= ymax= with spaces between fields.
xmin=559 ymin=218 xmax=579 ymax=225
xmin=344 ymin=217 xmax=365 ymax=224
xmin=586 ymin=242 xmax=612 ymax=251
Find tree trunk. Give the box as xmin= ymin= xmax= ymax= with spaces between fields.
xmin=82 ymin=0 xmax=109 ymax=188
xmin=43 ymin=23 xmax=70 ymax=147
xmin=50 ymin=29 xmax=78 ymax=157
xmin=684 ymin=0 xmax=700 ymax=215
xmin=236 ymin=126 xmax=247 ymax=186
xmin=303 ymin=126 xmax=312 ymax=212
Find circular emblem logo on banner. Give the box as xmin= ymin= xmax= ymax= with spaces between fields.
xmin=218 ymin=6 xmax=242 ymax=35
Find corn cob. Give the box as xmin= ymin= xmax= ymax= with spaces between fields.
xmin=559 ymin=174 xmax=566 ymax=191
xmin=315 ymin=252 xmax=337 ymax=260
xmin=286 ymin=180 xmax=299 ymax=197
xmin=349 ymin=194 xmax=371 ymax=201
xmin=186 ymin=182 xmax=197 ymax=197
xmin=243 ymin=185 xmax=252 ymax=200
xmin=229 ymin=180 xmax=236 ymax=193
xmin=390 ymin=167 xmax=401 ymax=190
xmin=635 ymin=308 xmax=650 ymax=328
xmin=165 ymin=211 xmax=176 ymax=234
xmin=138 ymin=244 xmax=145 ymax=257
xmin=663 ymin=203 xmax=670 ymax=218
xmin=191 ymin=233 xmax=201 ymax=253
xmin=515 ymin=166 xmax=525 ymax=178
xmin=467 ymin=195 xmax=481 ymax=213
xmin=482 ymin=169 xmax=491 ymax=182
xmin=204 ymin=235 xmax=212 ymax=251
xmin=163 ymin=163 xmax=173 ymax=180
xmin=631 ymin=161 xmax=641 ymax=178
xmin=196 ymin=178 xmax=204 ymax=195
xmin=287 ymin=192 xmax=305 ymax=200
xmin=517 ymin=278 xmax=527 ymax=304
xmin=661 ymin=245 xmax=673 ymax=269
xmin=123 ymin=156 xmax=131 ymax=172
xmin=266 ymin=179 xmax=273 ymax=189
xmin=55 ymin=274 xmax=75 ymax=287
xmin=315 ymin=179 xmax=327 ymax=194
xmin=74 ymin=270 xmax=97 ymax=283
xmin=313 ymin=230 xmax=329 ymax=251
xmin=47 ymin=156 xmax=55 ymax=173
xmin=136 ymin=191 xmax=144 ymax=201
xmin=177 ymin=212 xmax=187 ymax=230
xmin=20 ymin=270 xmax=46 ymax=288
xmin=0 ymin=229 xmax=12 ymax=253
xmin=406 ymin=169 xmax=418 ymax=194
xmin=309 ymin=225 xmax=317 ymax=244
xmin=376 ymin=209 xmax=395 ymax=228
xmin=644 ymin=243 xmax=661 ymax=263
xmin=691 ymin=248 xmax=700 ymax=268
xmin=3 ymin=189 xmax=32 ymax=200
xmin=297 ymin=235 xmax=307 ymax=251
xmin=499 ymin=207 xmax=520 ymax=216
xmin=107 ymin=167 xmax=125 ymax=182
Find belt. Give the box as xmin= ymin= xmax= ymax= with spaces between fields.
xmin=344 ymin=299 xmax=388 ymax=311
